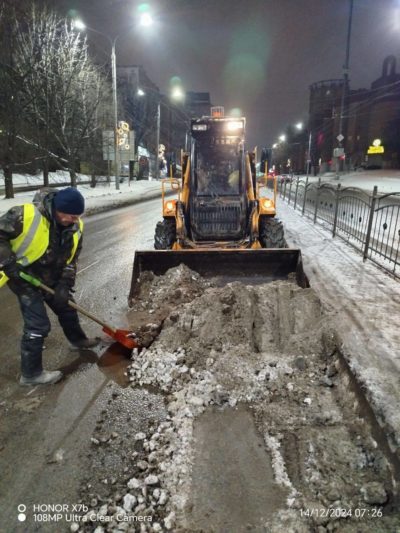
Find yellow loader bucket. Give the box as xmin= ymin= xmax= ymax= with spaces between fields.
xmin=128 ymin=249 xmax=309 ymax=305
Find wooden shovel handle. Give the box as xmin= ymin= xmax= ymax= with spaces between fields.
xmin=19 ymin=272 xmax=115 ymax=332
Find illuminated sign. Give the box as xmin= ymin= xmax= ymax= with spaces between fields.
xmin=367 ymin=146 xmax=384 ymax=154
xmin=192 ymin=124 xmax=207 ymax=131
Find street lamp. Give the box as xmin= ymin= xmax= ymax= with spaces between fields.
xmin=73 ymin=13 xmax=153 ymax=190
xmin=136 ymin=87 xmax=161 ymax=180
xmin=276 ymin=123 xmax=308 ymax=175
xmin=293 ymin=122 xmax=311 ymax=176
xmin=337 ymin=0 xmax=354 ymax=176
xmin=306 ymin=131 xmax=312 ymax=179
xmin=137 ymin=85 xmax=186 ymax=180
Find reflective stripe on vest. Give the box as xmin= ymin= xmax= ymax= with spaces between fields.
xmin=67 ymin=219 xmax=83 ymax=264
xmin=11 ymin=204 xmax=50 ymax=266
xmin=0 ymin=204 xmax=83 ymax=287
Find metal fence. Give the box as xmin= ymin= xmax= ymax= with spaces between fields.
xmin=279 ymin=177 xmax=400 ymax=278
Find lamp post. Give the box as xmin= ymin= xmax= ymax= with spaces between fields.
xmin=276 ymin=122 xmax=312 ymax=176
xmin=306 ymin=131 xmax=312 ymax=179
xmin=137 ymin=85 xmax=187 ymax=180
xmin=72 ymin=14 xmax=153 ymax=189
xmin=155 ymin=100 xmax=161 ymax=180
xmin=137 ymin=87 xmax=162 ymax=179
xmin=295 ymin=122 xmax=312 ymax=177
xmin=111 ymin=36 xmax=121 ymax=189
xmin=337 ymin=0 xmax=354 ymax=176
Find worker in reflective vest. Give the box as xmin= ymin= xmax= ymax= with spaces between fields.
xmin=0 ymin=187 xmax=99 ymax=386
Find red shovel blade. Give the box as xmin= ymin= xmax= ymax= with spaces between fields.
xmin=102 ymin=326 xmax=139 ymax=350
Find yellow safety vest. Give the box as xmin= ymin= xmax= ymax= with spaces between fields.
xmin=0 ymin=204 xmax=83 ymax=288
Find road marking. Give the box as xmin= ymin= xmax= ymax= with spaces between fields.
xmin=77 ymin=260 xmax=99 ymax=275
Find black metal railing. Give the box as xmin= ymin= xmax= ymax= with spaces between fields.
xmin=279 ymin=177 xmax=400 ymax=278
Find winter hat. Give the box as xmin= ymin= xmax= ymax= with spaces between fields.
xmin=53 ymin=187 xmax=85 ymax=215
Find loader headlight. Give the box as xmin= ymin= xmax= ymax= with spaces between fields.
xmin=166 ymin=201 xmax=175 ymax=211
xmin=262 ymin=199 xmax=273 ymax=209
xmin=225 ymin=121 xmax=244 ymax=132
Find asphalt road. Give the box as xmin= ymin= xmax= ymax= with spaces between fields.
xmin=0 ymin=198 xmax=162 ymax=530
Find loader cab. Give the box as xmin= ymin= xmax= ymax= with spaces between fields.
xmin=191 ymin=118 xmax=245 ymax=194
xmin=188 ymin=117 xmax=248 ymax=242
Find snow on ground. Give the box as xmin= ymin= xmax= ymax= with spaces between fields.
xmin=279 ymin=197 xmax=400 ymax=453
xmin=0 ymin=172 xmax=168 ymax=216
xmin=1 ymin=168 xmax=399 ymax=216
xmin=296 ymin=169 xmax=400 ymax=194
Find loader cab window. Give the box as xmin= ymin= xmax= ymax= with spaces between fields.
xmin=193 ymin=141 xmax=243 ymax=196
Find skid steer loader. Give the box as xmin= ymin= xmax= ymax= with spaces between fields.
xmin=129 ymin=109 xmax=308 ymax=304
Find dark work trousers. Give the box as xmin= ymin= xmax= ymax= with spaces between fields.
xmin=8 ymin=283 xmax=87 ymax=378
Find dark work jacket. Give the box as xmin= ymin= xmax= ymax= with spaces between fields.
xmin=0 ymin=190 xmax=83 ymax=291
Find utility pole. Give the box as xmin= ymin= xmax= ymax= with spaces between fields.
xmin=155 ymin=100 xmax=161 ymax=180
xmin=306 ymin=131 xmax=312 ymax=179
xmin=337 ymin=0 xmax=354 ymax=177
xmin=111 ymin=41 xmax=120 ymax=190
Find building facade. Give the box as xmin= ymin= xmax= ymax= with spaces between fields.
xmin=308 ymin=56 xmax=400 ymax=171
xmin=116 ymin=65 xmax=190 ymax=176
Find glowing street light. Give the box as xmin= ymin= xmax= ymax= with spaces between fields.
xmin=72 ymin=19 xmax=86 ymax=31
xmin=139 ymin=13 xmax=153 ymax=27
xmin=279 ymin=134 xmax=286 ymax=142
xmin=171 ymin=86 xmax=185 ymax=101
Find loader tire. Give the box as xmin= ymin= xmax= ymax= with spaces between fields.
xmin=259 ymin=216 xmax=287 ymax=248
xmin=154 ymin=218 xmax=176 ymax=249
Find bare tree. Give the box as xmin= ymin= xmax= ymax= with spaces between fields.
xmin=1 ymin=2 xmax=112 ymax=192
xmin=0 ymin=0 xmax=31 ymax=198
xmin=43 ymin=22 xmax=108 ymax=185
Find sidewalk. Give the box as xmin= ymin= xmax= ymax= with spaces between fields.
xmin=0 ymin=178 xmax=168 ymax=217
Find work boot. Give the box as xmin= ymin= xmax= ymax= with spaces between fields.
xmin=19 ymin=370 xmax=63 ymax=386
xmin=70 ymin=337 xmax=101 ymax=350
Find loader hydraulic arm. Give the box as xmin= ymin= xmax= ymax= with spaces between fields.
xmin=181 ymin=151 xmax=190 ymax=209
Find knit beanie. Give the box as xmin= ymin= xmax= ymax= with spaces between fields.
xmin=53 ymin=187 xmax=85 ymax=215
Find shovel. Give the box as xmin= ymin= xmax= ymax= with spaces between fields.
xmin=19 ymin=272 xmax=138 ymax=350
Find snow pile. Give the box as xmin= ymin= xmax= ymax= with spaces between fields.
xmin=125 ymin=270 xmax=336 ymax=528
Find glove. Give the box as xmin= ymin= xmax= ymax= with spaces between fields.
xmin=2 ymin=261 xmax=23 ymax=281
xmin=53 ymin=283 xmax=71 ymax=307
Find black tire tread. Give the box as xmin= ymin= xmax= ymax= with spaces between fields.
xmin=259 ymin=216 xmax=287 ymax=248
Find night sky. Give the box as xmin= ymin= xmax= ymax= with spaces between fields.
xmin=51 ymin=0 xmax=400 ymax=148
